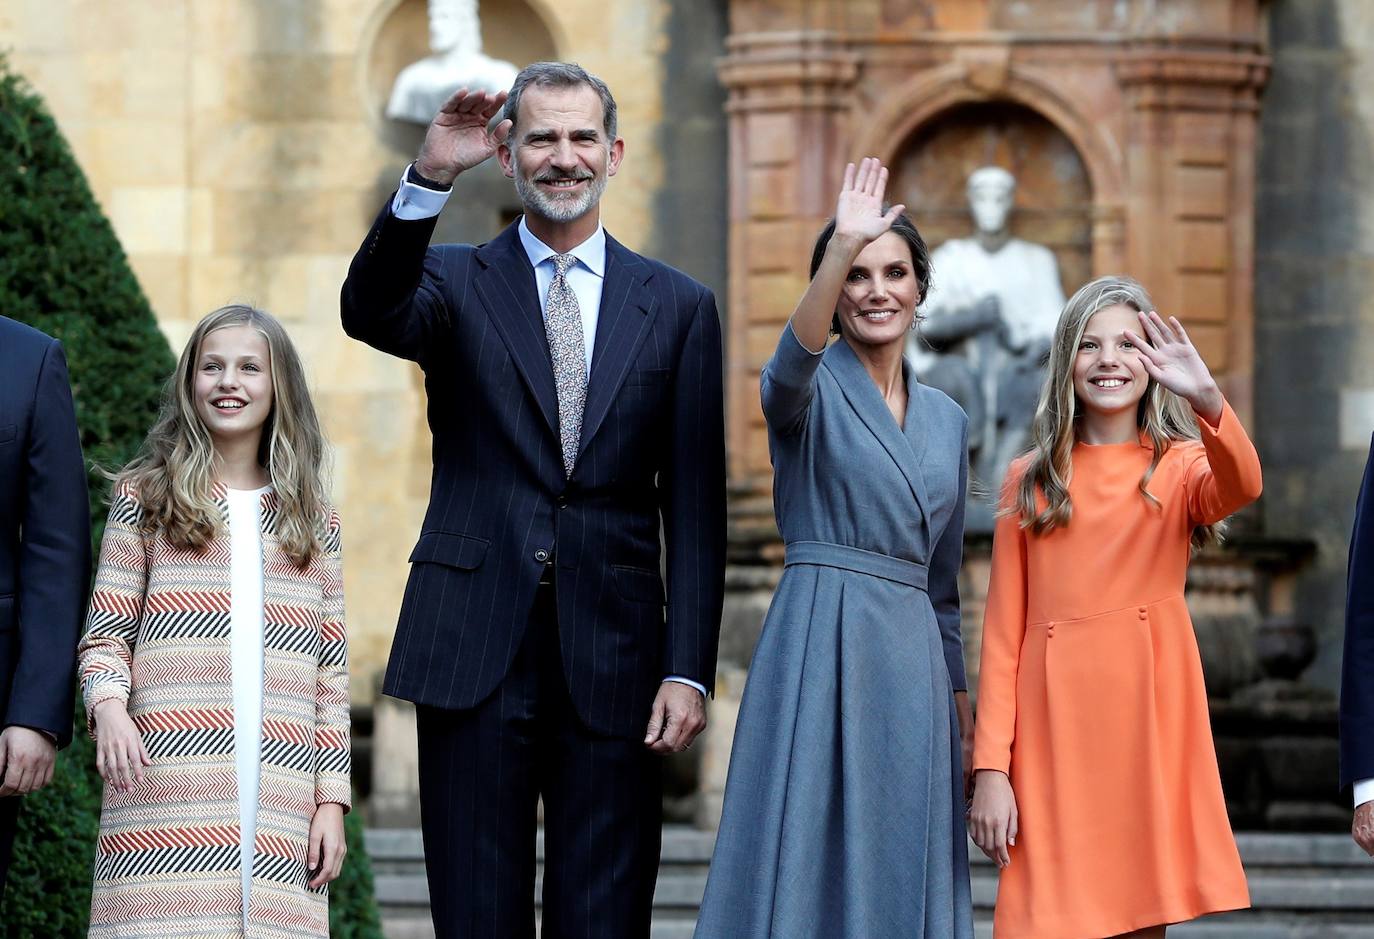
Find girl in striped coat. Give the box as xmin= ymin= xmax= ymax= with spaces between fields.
xmin=78 ymin=304 xmax=351 ymax=939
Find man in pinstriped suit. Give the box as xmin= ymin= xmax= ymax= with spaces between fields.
xmin=341 ymin=62 xmax=725 ymax=938
xmin=0 ymin=316 xmax=90 ymax=896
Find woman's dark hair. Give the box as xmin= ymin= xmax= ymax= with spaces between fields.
xmin=809 ymin=211 xmax=932 ymax=335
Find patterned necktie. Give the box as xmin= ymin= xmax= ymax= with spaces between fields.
xmin=545 ymin=253 xmax=587 ymax=476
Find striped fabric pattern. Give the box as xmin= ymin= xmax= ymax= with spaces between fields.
xmin=78 ymin=482 xmax=350 ymax=939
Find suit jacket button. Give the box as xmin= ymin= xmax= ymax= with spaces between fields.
xmin=534 ymin=549 xmax=550 ymax=562
xmin=556 ymin=495 xmax=568 ymax=509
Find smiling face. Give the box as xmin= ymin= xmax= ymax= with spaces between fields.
xmin=193 ymin=325 xmax=274 ymax=450
xmin=834 ymin=230 xmax=921 ymax=350
xmin=1072 ymin=304 xmax=1150 ymax=418
xmin=500 ymin=83 xmax=623 ymax=225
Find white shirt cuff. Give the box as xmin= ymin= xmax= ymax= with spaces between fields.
xmin=1355 ymin=777 xmax=1374 ymax=809
xmin=390 ymin=166 xmax=452 ymax=220
xmin=663 ymin=676 xmax=707 ymax=697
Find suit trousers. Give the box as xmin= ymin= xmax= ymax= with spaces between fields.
xmin=416 ymin=580 xmax=663 ymax=939
xmin=0 ymin=793 xmax=18 ymax=898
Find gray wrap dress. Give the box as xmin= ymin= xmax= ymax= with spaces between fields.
xmin=695 ymin=326 xmax=974 ymax=938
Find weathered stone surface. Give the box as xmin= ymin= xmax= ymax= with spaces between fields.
xmin=0 ymin=0 xmax=683 ymax=718
xmin=1255 ymin=0 xmax=1374 ymax=695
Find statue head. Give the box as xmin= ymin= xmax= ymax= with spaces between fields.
xmin=966 ymin=165 xmax=1015 ymax=236
xmin=428 ymin=0 xmax=481 ymax=55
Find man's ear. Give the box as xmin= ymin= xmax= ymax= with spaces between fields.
xmin=497 ymin=141 xmax=516 ymax=179
xmin=606 ymin=137 xmax=625 ymax=178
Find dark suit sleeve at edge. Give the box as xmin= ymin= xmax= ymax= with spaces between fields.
xmin=1341 ymin=434 xmax=1374 ymax=789
xmin=340 ymin=196 xmax=450 ymax=364
xmin=659 ymin=287 xmax=727 ymax=693
xmin=9 ymin=340 xmax=91 ymax=749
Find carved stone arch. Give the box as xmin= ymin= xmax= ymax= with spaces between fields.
xmin=852 ymin=63 xmax=1127 ymax=272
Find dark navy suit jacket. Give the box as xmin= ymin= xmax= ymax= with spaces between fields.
xmin=1342 ymin=433 xmax=1374 ymax=791
xmin=342 ymin=207 xmax=726 ymax=739
xmin=0 ymin=316 xmax=90 ymax=749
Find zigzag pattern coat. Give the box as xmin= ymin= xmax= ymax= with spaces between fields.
xmin=78 ymin=483 xmax=351 ymax=939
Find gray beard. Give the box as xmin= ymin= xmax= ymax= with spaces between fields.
xmin=515 ymin=172 xmax=608 ymax=223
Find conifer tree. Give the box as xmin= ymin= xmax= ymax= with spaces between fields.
xmin=0 ymin=55 xmax=380 ymax=938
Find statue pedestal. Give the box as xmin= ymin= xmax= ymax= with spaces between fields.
xmin=369 ymin=694 xmax=423 ymax=828
xmin=696 ymin=665 xmax=747 ymax=831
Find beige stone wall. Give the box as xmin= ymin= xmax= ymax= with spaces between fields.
xmin=0 ymin=0 xmax=671 ymax=702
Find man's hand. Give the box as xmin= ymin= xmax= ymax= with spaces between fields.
xmin=1354 ymin=801 xmax=1374 ymax=856
xmin=93 ymin=699 xmax=151 ymax=793
xmin=414 ymin=88 xmax=513 ymax=187
xmin=0 ymin=726 xmax=57 ymax=797
xmin=643 ymin=682 xmax=706 ymax=754
xmin=307 ymin=803 xmax=347 ymax=888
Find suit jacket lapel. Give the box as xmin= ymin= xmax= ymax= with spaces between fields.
xmin=472 ymin=223 xmax=560 ymax=439
xmin=577 ymin=236 xmax=659 ymax=463
xmin=824 ymin=339 xmax=931 ymax=535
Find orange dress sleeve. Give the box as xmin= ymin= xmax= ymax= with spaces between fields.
xmin=972 ymin=466 xmax=1030 ymax=776
xmin=1183 ymin=397 xmax=1264 ymax=525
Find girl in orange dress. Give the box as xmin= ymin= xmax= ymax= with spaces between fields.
xmin=968 ymin=276 xmax=1259 ymax=938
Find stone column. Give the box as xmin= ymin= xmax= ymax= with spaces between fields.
xmin=717 ymin=30 xmax=859 ymax=514
xmin=1118 ymin=40 xmax=1270 ymax=421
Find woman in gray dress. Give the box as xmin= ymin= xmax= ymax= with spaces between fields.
xmin=695 ymin=158 xmax=975 ymax=938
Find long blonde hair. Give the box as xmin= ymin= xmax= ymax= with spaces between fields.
xmin=1011 ymin=275 xmax=1224 ymax=550
xmin=117 ymin=304 xmax=330 ymax=564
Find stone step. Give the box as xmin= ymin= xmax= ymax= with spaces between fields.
xmin=378 ymin=916 xmax=1374 ymax=939
xmin=368 ymin=828 xmax=1373 ymax=866
xmin=365 ymin=826 xmax=717 ymax=864
xmin=366 ymin=828 xmax=1374 ymax=939
xmin=373 ymin=872 xmax=710 ymax=910
xmin=373 ymin=868 xmax=1374 ymax=913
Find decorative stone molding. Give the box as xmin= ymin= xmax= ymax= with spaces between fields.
xmin=718 ymin=31 xmax=860 ymax=114
xmin=852 ymin=60 xmax=1128 ymax=210
xmin=1118 ymin=45 xmax=1271 ymax=112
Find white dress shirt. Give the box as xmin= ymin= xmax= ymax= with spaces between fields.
xmin=227 ymin=485 xmax=269 ymax=925
xmin=1356 ymin=777 xmax=1374 ymax=809
xmin=517 ymin=218 xmax=605 ymax=375
xmin=390 ymin=168 xmax=706 ymax=699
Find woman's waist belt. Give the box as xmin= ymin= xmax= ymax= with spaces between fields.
xmin=783 ymin=541 xmax=929 ymax=592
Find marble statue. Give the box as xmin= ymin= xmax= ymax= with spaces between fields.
xmin=387 ymin=0 xmax=520 ymax=125
xmin=908 ymin=166 xmax=1067 ymax=527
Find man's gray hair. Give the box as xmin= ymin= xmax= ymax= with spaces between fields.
xmin=502 ymin=61 xmax=618 ymax=142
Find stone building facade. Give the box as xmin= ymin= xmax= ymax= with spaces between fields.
xmin=0 ymin=0 xmax=726 ymax=701
xmin=4 ymin=0 xmax=1373 ymax=827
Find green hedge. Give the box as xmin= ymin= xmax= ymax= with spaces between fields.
xmin=0 ymin=56 xmax=382 ymax=938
